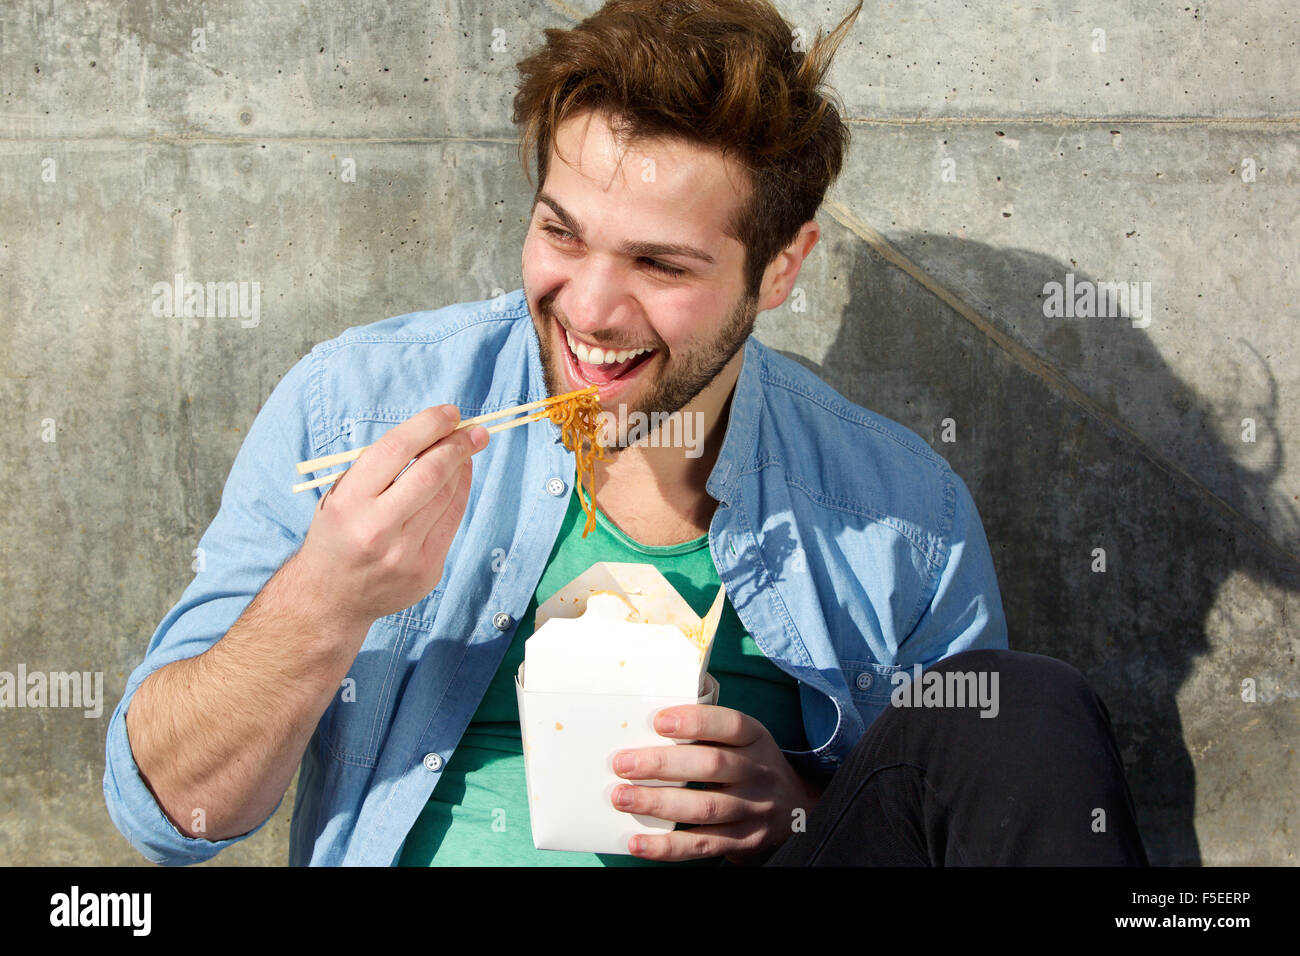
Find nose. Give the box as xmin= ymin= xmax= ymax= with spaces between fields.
xmin=553 ymin=272 xmax=633 ymax=346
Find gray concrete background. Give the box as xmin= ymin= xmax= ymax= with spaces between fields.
xmin=1 ymin=0 xmax=1295 ymax=865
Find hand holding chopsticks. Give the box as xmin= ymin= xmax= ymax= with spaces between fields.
xmin=291 ymin=384 xmax=598 ymax=493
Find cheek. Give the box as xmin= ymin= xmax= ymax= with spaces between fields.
xmin=521 ymin=232 xmax=567 ymax=287
xmin=652 ymin=302 xmax=705 ymax=350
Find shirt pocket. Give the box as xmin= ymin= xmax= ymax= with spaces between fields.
xmin=317 ymin=599 xmax=438 ymax=766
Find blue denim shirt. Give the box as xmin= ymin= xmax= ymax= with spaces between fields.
xmin=104 ymin=287 xmax=1008 ymax=865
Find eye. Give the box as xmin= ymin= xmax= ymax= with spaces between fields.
xmin=641 ymin=259 xmax=686 ymax=278
xmin=542 ymin=224 xmax=577 ymax=242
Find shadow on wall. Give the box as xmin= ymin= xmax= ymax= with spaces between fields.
xmin=774 ymin=235 xmax=1300 ymax=866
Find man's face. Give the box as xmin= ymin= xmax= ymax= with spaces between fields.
xmin=522 ymin=110 xmax=758 ymax=455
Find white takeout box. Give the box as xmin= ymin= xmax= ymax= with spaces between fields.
xmin=515 ymin=562 xmax=727 ymax=854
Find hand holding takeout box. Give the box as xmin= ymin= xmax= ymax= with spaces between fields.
xmin=515 ymin=562 xmax=726 ymax=854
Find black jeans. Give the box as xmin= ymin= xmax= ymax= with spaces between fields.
xmin=760 ymin=649 xmax=1149 ymax=866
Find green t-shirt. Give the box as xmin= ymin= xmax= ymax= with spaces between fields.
xmin=397 ymin=486 xmax=806 ymax=866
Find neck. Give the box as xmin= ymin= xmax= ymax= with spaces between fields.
xmin=593 ymin=349 xmax=741 ymax=501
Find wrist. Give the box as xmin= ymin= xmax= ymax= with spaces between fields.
xmin=793 ymin=764 xmax=827 ymax=816
xmin=233 ymin=548 xmax=374 ymax=676
xmin=282 ymin=549 xmax=376 ymax=646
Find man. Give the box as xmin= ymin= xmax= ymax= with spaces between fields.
xmin=105 ymin=0 xmax=1146 ymax=865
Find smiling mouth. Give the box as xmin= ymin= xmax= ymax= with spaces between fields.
xmin=556 ymin=316 xmax=657 ymax=386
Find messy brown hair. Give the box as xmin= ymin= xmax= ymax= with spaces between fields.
xmin=512 ymin=0 xmax=862 ymax=300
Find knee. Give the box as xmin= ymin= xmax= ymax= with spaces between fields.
xmin=917 ymin=649 xmax=1113 ymax=729
xmin=933 ymin=649 xmax=1098 ymax=701
xmin=933 ymin=648 xmax=1084 ymax=682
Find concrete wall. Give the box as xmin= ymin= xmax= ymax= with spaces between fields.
xmin=1 ymin=0 xmax=1295 ymax=865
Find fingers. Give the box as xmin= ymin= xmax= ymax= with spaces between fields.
xmin=295 ymin=405 xmax=487 ymax=626
xmin=612 ymin=782 xmax=751 ymax=826
xmin=317 ymin=462 xmax=347 ymax=510
xmin=378 ymin=418 xmax=487 ymax=525
xmin=613 ymin=743 xmax=748 ymax=784
xmin=626 ymin=823 xmax=763 ymax=862
xmin=418 ymin=455 xmax=473 ymax=561
xmin=343 ymin=405 xmax=466 ymax=500
xmin=401 ymin=452 xmax=468 ymax=537
xmin=653 ymin=704 xmax=765 ymax=748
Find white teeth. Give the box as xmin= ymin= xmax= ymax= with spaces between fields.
xmin=566 ymin=329 xmax=652 ymax=366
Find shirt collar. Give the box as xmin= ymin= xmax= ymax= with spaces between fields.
xmin=705 ymin=336 xmax=761 ymax=506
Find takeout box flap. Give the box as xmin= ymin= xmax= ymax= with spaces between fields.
xmin=533 ymin=562 xmax=726 ymax=672
xmin=698 ymin=582 xmax=725 ymax=674
xmin=535 ymin=562 xmax=693 ymax=630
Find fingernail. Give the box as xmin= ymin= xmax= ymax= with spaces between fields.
xmin=613 ymin=752 xmax=635 ymax=774
xmin=614 ymin=787 xmax=634 ymax=809
xmin=656 ymin=715 xmax=678 ymax=734
xmin=442 ymin=405 xmax=460 ymax=423
xmin=469 ymin=425 xmax=488 ymax=449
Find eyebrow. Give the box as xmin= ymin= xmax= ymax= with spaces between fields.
xmin=534 ymin=193 xmax=717 ymax=266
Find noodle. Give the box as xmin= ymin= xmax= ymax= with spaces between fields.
xmin=543 ymin=386 xmax=610 ymax=537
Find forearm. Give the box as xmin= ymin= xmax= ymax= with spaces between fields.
xmin=125 ymin=553 xmax=371 ymax=842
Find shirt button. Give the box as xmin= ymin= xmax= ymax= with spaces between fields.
xmin=492 ymin=611 xmax=513 ymax=631
xmin=546 ymin=477 xmax=566 ymax=496
xmin=422 ymin=753 xmax=443 ymax=772
xmin=856 ymin=672 xmax=874 ymax=691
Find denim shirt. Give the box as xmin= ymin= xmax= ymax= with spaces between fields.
xmin=104 ymin=287 xmax=1008 ymax=866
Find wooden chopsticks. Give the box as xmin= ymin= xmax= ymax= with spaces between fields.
xmin=291 ymin=384 xmax=598 ymax=494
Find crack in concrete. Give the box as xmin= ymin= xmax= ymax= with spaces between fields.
xmin=543 ymin=0 xmax=589 ymax=23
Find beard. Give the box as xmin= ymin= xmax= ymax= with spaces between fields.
xmin=530 ymin=287 xmax=758 ymax=457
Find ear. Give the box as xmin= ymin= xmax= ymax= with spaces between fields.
xmin=758 ymin=221 xmax=821 ymax=311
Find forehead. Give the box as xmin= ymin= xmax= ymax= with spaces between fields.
xmin=542 ymin=110 xmax=749 ymax=244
